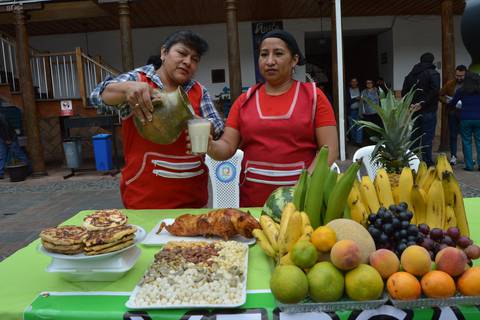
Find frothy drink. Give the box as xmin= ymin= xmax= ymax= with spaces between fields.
xmin=188 ymin=119 xmax=211 ymax=154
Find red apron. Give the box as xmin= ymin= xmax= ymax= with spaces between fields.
xmin=238 ymin=81 xmax=318 ymax=207
xmin=120 ymin=73 xmax=208 ymax=209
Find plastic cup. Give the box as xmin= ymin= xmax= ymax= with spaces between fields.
xmin=188 ymin=118 xmax=211 ymax=154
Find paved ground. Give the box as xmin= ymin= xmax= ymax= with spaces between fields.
xmin=1 ymin=143 xmax=479 ymax=261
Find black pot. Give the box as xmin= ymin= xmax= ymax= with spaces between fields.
xmin=6 ymin=163 xmax=29 ymax=182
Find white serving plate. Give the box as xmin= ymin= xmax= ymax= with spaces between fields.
xmin=141 ymin=219 xmax=256 ymax=246
xmin=38 ymin=225 xmax=146 ymax=261
xmin=45 ymin=246 xmax=141 ymax=282
xmin=125 ymin=242 xmax=249 ymax=309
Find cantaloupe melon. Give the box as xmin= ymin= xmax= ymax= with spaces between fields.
xmin=326 ymin=219 xmax=376 ymax=264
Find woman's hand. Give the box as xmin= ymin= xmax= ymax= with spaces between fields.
xmin=125 ymin=82 xmax=155 ymax=124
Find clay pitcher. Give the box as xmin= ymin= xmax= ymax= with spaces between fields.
xmin=134 ymin=86 xmax=194 ymax=144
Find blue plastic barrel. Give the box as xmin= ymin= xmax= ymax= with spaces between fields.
xmin=92 ymin=133 xmax=113 ymax=171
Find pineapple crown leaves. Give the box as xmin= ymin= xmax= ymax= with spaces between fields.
xmin=355 ymin=87 xmax=421 ymax=174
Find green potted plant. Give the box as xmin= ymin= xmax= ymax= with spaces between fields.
xmin=5 ymin=149 xmax=29 ymax=182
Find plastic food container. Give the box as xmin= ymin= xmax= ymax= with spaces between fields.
xmin=45 ymin=246 xmax=141 ymax=282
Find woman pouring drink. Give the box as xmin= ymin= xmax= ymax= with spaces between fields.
xmin=206 ymin=30 xmax=339 ymax=207
xmin=90 ymin=30 xmax=224 ymax=209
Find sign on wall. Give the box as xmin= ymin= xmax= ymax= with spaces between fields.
xmin=60 ymin=100 xmax=74 ymax=116
xmin=251 ymin=21 xmax=283 ymax=82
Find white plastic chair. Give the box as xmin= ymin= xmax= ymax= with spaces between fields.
xmin=330 ymin=162 xmax=341 ymax=173
xmin=352 ymin=145 xmax=420 ymax=181
xmin=205 ymin=149 xmax=244 ymax=208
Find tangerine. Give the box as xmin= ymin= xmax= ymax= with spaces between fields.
xmin=311 ymin=226 xmax=336 ymax=252
xmin=457 ymin=266 xmax=480 ymax=296
xmin=387 ymin=272 xmax=421 ymax=300
xmin=421 ymin=270 xmax=456 ymax=298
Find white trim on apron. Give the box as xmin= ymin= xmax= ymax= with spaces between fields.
xmin=255 ymin=81 xmax=300 ymax=120
xmin=125 ymin=152 xmax=203 ymax=185
xmin=243 ymin=160 xmax=305 ymax=186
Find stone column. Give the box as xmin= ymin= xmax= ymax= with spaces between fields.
xmin=225 ymin=0 xmax=242 ymax=102
xmin=118 ymin=0 xmax=134 ymax=72
xmin=14 ymin=5 xmax=46 ymax=176
xmin=439 ymin=0 xmax=455 ymax=152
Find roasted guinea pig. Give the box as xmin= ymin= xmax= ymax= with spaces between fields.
xmin=158 ymin=208 xmax=261 ymax=240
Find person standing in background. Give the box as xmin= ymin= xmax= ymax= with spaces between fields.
xmin=346 ymin=78 xmax=363 ymax=146
xmin=361 ymin=79 xmax=382 ymax=142
xmin=439 ymin=65 xmax=467 ymax=165
xmin=401 ymin=52 xmax=441 ymax=166
xmin=448 ymin=72 xmax=480 ymax=171
xmin=0 ymin=112 xmax=30 ymax=179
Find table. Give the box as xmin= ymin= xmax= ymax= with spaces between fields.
xmin=0 ymin=199 xmax=479 ymax=320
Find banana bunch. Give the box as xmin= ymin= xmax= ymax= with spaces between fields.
xmin=357 ymin=153 xmax=469 ymax=235
xmin=253 ymin=202 xmax=313 ymax=262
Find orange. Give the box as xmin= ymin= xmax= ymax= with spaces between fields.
xmin=457 ymin=266 xmax=480 ymax=296
xmin=311 ymin=226 xmax=336 ymax=252
xmin=421 ymin=270 xmax=456 ymax=298
xmin=387 ymin=272 xmax=421 ymax=300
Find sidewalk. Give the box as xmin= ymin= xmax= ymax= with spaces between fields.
xmin=1 ymin=144 xmax=479 ymax=261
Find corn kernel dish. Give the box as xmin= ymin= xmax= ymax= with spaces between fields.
xmin=126 ymin=240 xmax=248 ymax=309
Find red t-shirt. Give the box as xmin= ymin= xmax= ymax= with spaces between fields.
xmin=226 ymin=81 xmax=337 ymax=129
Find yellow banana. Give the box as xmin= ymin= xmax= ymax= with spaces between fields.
xmin=300 ymin=211 xmax=311 ymax=229
xmin=435 ymin=153 xmax=454 ymax=180
xmin=418 ymin=166 xmax=436 ymax=193
xmin=253 ymin=229 xmax=276 ymax=258
xmin=278 ymin=210 xmax=303 ymax=257
xmin=444 ymin=205 xmax=457 ymax=229
xmin=415 ymin=161 xmax=428 ymax=185
xmin=279 ymin=252 xmax=294 ymax=265
xmin=277 ymin=203 xmax=294 ymax=256
xmin=398 ymin=167 xmax=414 ymax=213
xmin=360 ymin=175 xmax=380 ymax=213
xmin=411 ymin=185 xmax=427 ymax=224
xmin=443 ymin=172 xmax=470 ymax=236
xmin=349 ymin=199 xmax=369 ymax=226
xmin=425 ymin=180 xmax=445 ymax=229
xmin=374 ymin=168 xmax=395 ymax=208
xmin=298 ymin=225 xmax=314 ymax=242
xmin=259 ymin=215 xmax=279 ymax=252
xmin=348 ymin=181 xmax=362 ymax=205
xmin=355 ymin=180 xmax=371 ymax=214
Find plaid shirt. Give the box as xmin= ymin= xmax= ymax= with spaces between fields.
xmin=90 ymin=64 xmax=224 ymax=138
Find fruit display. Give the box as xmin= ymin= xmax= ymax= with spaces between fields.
xmin=261 ymin=186 xmax=294 ymax=223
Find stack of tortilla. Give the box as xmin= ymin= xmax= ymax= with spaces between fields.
xmin=40 ymin=226 xmax=87 ymax=255
xmin=82 ymin=209 xmax=136 ymax=255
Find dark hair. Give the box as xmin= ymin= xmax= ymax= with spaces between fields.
xmin=260 ymin=30 xmax=305 ymax=65
xmin=461 ymin=72 xmax=480 ymax=95
xmin=146 ymin=55 xmax=162 ymax=69
xmin=162 ymin=30 xmax=209 ymax=56
xmin=420 ymin=52 xmax=434 ymax=63
xmin=456 ymin=65 xmax=467 ymax=72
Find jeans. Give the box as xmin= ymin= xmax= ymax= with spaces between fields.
xmin=0 ymin=137 xmax=30 ymax=176
xmin=348 ymin=108 xmax=363 ymax=144
xmin=460 ymin=120 xmax=480 ymax=170
xmin=448 ymin=112 xmax=459 ymax=157
xmin=411 ymin=111 xmax=437 ymax=167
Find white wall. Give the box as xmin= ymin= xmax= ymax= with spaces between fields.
xmin=29 ymin=15 xmax=470 ymax=95
xmin=392 ymin=16 xmax=470 ymax=90
xmin=377 ymin=29 xmax=394 ymax=88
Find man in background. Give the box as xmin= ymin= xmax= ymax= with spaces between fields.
xmin=439 ymin=65 xmax=467 ymax=165
xmin=0 ymin=112 xmax=29 ymax=179
xmin=402 ymin=52 xmax=441 ymax=166
xmin=346 ymin=78 xmax=363 ymax=146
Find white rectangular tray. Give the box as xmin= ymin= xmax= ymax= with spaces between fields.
xmin=141 ymin=218 xmax=255 ymax=246
xmin=125 ymin=242 xmax=249 ymax=309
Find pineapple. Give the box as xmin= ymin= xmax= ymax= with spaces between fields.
xmin=357 ymin=88 xmax=422 ymax=188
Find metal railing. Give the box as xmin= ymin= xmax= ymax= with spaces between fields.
xmin=29 ymin=47 xmax=119 ymax=107
xmin=0 ymin=32 xmax=120 ymax=108
xmin=0 ymin=36 xmax=18 ymax=91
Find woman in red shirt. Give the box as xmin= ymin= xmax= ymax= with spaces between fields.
xmin=207 ymin=30 xmax=338 ymax=207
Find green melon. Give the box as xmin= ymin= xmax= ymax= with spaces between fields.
xmin=261 ymin=186 xmax=295 ymax=222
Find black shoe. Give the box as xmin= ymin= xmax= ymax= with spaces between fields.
xmin=0 ymin=175 xmax=4 ymax=179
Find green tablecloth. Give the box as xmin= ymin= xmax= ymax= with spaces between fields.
xmin=0 ymin=199 xmax=479 ymax=320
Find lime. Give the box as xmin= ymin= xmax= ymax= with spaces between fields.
xmin=291 ymin=240 xmax=318 ymax=269
xmin=270 ymin=265 xmax=308 ymax=304
xmin=307 ymin=261 xmax=344 ymax=302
